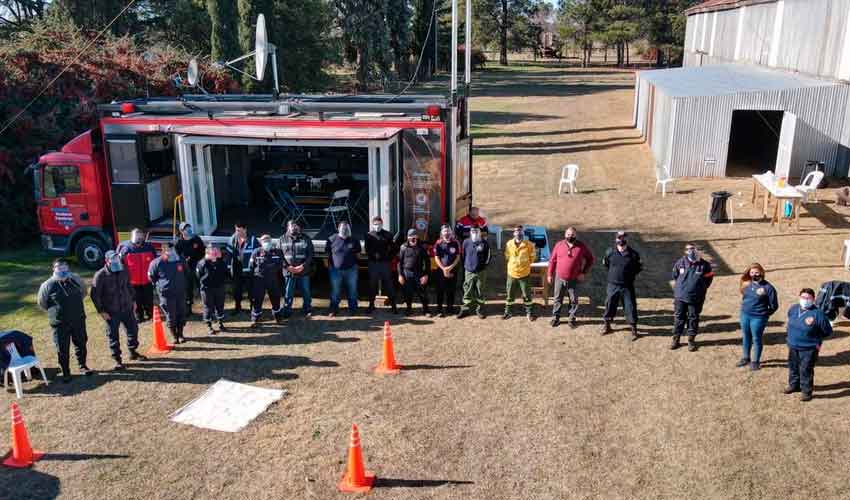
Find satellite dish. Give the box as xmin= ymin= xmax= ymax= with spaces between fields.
xmin=187 ymin=58 xmax=199 ymax=87
xmin=255 ymin=14 xmax=269 ymax=81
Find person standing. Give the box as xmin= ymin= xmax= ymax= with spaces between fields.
xmin=326 ymin=221 xmax=361 ymax=317
xmin=175 ymin=222 xmax=205 ymax=310
xmin=37 ymin=259 xmax=92 ymax=382
xmin=600 ymin=231 xmax=642 ymax=340
xmin=228 ymin=222 xmax=259 ymax=315
xmin=784 ymin=288 xmax=832 ymax=402
xmin=737 ymin=263 xmax=779 ymax=370
xmin=365 ymin=216 xmax=398 ymax=314
xmin=280 ymin=220 xmax=314 ymax=318
xmin=457 ymin=226 xmax=491 ymax=319
xmin=197 ymin=246 xmax=228 ymax=335
xmin=249 ymin=234 xmax=285 ymax=327
xmin=547 ymin=227 xmax=595 ymax=328
xmin=504 ymin=225 xmax=536 ymax=321
xmin=90 ymin=251 xmax=143 ymax=371
xmin=671 ymin=243 xmax=715 ymax=351
xmin=454 ymin=206 xmax=489 ymax=241
xmin=118 ymin=228 xmax=157 ymax=323
xmin=433 ymin=225 xmax=461 ymax=317
xmin=398 ymin=229 xmax=432 ymax=316
xmin=148 ymin=243 xmax=188 ymax=344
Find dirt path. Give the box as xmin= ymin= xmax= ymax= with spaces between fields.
xmin=4 ymin=63 xmax=850 ymax=500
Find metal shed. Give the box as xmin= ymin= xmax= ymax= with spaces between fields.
xmin=634 ymin=63 xmax=850 ymax=178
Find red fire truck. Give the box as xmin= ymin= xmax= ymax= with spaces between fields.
xmin=33 ymin=94 xmax=473 ymax=268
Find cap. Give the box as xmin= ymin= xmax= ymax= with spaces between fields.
xmin=407 ymin=229 xmax=418 ymax=237
xmin=616 ymin=231 xmax=627 ymax=238
xmin=179 ymin=222 xmax=192 ymax=231
xmin=259 ymin=234 xmax=272 ymax=241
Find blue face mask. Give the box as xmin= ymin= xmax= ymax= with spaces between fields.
xmin=109 ymin=261 xmax=123 ymax=272
xmin=53 ymin=269 xmax=70 ymax=280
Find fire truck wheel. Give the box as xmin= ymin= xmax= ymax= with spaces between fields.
xmin=75 ymin=235 xmax=106 ymax=270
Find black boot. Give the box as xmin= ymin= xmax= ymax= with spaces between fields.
xmin=629 ymin=324 xmax=639 ymax=341
xmin=170 ymin=327 xmax=181 ymax=344
xmin=599 ymin=320 xmax=612 ymax=335
xmin=670 ymin=335 xmax=681 ymax=350
xmin=113 ymin=358 xmax=126 ymax=371
xmin=206 ymin=322 xmax=215 ymax=335
xmin=391 ymin=303 xmax=398 ymax=314
xmin=367 ymin=302 xmax=375 ymax=314
xmin=218 ymin=320 xmax=225 ymax=333
xmin=687 ymin=335 xmax=697 ymax=352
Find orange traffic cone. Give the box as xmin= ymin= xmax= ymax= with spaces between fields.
xmin=147 ymin=306 xmax=172 ymax=355
xmin=3 ymin=403 xmax=44 ymax=468
xmin=338 ymin=424 xmax=375 ymax=493
xmin=374 ymin=321 xmax=401 ymax=375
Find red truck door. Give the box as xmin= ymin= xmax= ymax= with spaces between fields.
xmin=38 ymin=163 xmax=90 ymax=235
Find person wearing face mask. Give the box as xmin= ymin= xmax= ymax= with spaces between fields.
xmin=228 ymin=222 xmax=259 ymax=315
xmin=91 ymin=251 xmax=143 ymax=370
xmin=148 ymin=242 xmax=188 ymax=344
xmin=175 ymin=222 xmax=205 ymax=311
xmin=432 ymin=225 xmax=461 ymax=317
xmin=600 ymin=232 xmax=642 ymax=340
xmin=118 ymin=228 xmax=157 ymax=323
xmin=457 ymin=226 xmax=491 ymax=319
xmin=197 ymin=246 xmax=229 ymax=335
xmin=454 ymin=206 xmax=489 ymax=241
xmin=326 ymin=221 xmax=362 ymax=317
xmin=280 ymin=220 xmax=314 ymax=318
xmin=671 ymin=243 xmax=715 ymax=351
xmin=547 ymin=227 xmax=595 ymax=328
xmin=248 ymin=234 xmax=285 ymax=327
xmin=37 ymin=259 xmax=92 ymax=382
xmin=784 ymin=288 xmax=832 ymax=402
xmin=397 ymin=229 xmax=432 ymax=316
xmin=365 ymin=216 xmax=399 ymax=314
xmin=504 ymin=225 xmax=537 ymax=321
xmin=737 ymin=263 xmax=779 ymax=371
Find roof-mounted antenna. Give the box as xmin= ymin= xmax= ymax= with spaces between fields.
xmin=211 ymin=14 xmax=280 ymax=94
xmin=186 ymin=57 xmax=209 ymax=95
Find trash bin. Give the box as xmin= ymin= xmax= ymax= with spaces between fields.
xmin=709 ymin=191 xmax=733 ymax=223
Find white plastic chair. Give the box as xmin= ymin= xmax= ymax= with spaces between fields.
xmin=655 ymin=164 xmax=676 ymax=197
xmin=558 ymin=164 xmax=579 ymax=195
xmin=3 ymin=342 xmax=48 ymax=399
xmin=795 ymin=171 xmax=824 ymax=203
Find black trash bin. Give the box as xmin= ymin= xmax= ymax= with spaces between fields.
xmin=709 ymin=191 xmax=733 ymax=223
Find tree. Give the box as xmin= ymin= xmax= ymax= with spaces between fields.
xmin=558 ymin=0 xmax=601 ymax=67
xmin=474 ymin=0 xmax=533 ymax=65
xmin=411 ymin=0 xmax=440 ymax=78
xmin=206 ymin=0 xmax=240 ymax=61
xmin=386 ymin=0 xmax=411 ymax=80
xmin=642 ymin=0 xmax=699 ymax=66
xmin=272 ymin=0 xmax=333 ymax=91
xmin=334 ymin=0 xmax=393 ymax=90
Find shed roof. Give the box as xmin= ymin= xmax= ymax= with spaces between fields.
xmin=684 ymin=0 xmax=776 ymax=15
xmin=637 ymin=64 xmax=841 ymax=98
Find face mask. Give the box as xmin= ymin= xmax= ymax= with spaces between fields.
xmin=108 ymin=260 xmax=123 ymax=272
xmin=408 ymin=238 xmax=417 ymax=245
xmin=53 ymin=267 xmax=70 ymax=280
xmin=566 ymin=236 xmax=576 ymax=244
xmin=616 ymin=239 xmax=626 ymax=247
xmin=167 ymin=250 xmax=178 ymax=260
xmin=514 ymin=232 xmax=523 ymax=241
xmin=132 ymin=234 xmax=144 ymax=245
xmin=262 ymin=242 xmax=272 ymax=251
xmin=372 ymin=223 xmax=383 ymax=232
xmin=207 ymin=253 xmax=218 ymax=262
xmin=470 ymin=232 xmax=481 ymax=242
xmin=441 ymin=231 xmax=451 ymax=240
xmin=339 ymin=226 xmax=352 ymax=238
xmin=686 ymin=250 xmax=697 ymax=260
xmin=799 ymin=298 xmax=813 ymax=309
xmin=750 ymin=274 xmax=762 ymax=281
xmin=290 ymin=227 xmax=301 ymax=236
xmin=182 ymin=228 xmax=193 ymax=238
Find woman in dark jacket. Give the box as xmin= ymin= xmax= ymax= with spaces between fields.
xmin=737 ymin=263 xmax=779 ymax=371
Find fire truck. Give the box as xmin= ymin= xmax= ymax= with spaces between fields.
xmin=33 ymin=94 xmax=473 ymax=268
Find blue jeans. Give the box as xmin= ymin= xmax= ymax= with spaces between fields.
xmin=284 ymin=275 xmax=312 ymax=315
xmin=740 ymin=313 xmax=768 ymax=362
xmin=330 ymin=266 xmax=358 ymax=312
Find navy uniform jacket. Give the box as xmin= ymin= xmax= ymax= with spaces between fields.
xmin=787 ymin=304 xmax=832 ymax=350
xmin=603 ymin=247 xmax=643 ymax=287
xmin=228 ymin=233 xmax=260 ymax=276
xmin=37 ymin=274 xmax=86 ymax=328
xmin=249 ymin=247 xmax=285 ymax=282
xmin=672 ymin=257 xmax=714 ymax=304
xmin=147 ymin=256 xmax=187 ymax=300
xmin=741 ymin=280 xmax=779 ymax=317
xmin=196 ymin=259 xmax=229 ymax=291
xmin=462 ymin=238 xmax=491 ymax=273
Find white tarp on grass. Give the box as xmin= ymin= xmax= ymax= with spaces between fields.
xmin=170 ymin=379 xmax=286 ymax=432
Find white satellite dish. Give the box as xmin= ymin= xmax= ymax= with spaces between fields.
xmin=187 ymin=58 xmax=199 ymax=86
xmin=255 ymin=14 xmax=268 ymax=81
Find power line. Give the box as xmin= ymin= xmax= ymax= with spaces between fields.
xmin=385 ymin=0 xmax=440 ymax=103
xmin=0 ymin=0 xmax=139 ymax=137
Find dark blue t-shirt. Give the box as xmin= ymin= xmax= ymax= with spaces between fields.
xmin=434 ymin=239 xmax=461 ymax=268
xmin=327 ymin=235 xmax=361 ymax=270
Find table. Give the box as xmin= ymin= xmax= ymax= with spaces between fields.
xmin=751 ymin=173 xmax=803 ymax=231
xmin=524 ymin=225 xmax=551 ymax=305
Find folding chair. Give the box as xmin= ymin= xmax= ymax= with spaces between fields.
xmin=324 ymin=189 xmax=353 ymax=228
xmin=265 ymin=185 xmax=290 ymax=222
xmin=3 ymin=342 xmax=48 ymax=399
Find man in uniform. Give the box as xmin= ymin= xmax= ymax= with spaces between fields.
xmin=398 ymin=229 xmax=431 ymax=316
xmin=547 ymin=227 xmax=595 ymax=328
xmin=457 ymin=226 xmax=491 ymax=319
xmin=433 ymin=225 xmax=461 ymax=317
xmin=249 ymin=234 xmax=285 ymax=327
xmin=228 ymin=222 xmax=259 ymax=315
xmin=118 ymin=228 xmax=157 ymax=322
xmin=280 ymin=220 xmax=314 ymax=318
xmin=600 ymin=232 xmax=642 ymax=340
xmin=91 ymin=251 xmax=143 ymax=371
xmin=504 ymin=225 xmax=536 ymax=321
xmin=37 ymin=258 xmax=92 ymax=382
xmin=365 ymin=216 xmax=398 ymax=314
xmin=175 ymin=222 xmax=205 ymax=310
xmin=455 ymin=206 xmax=489 ymax=241
xmin=148 ymin=242 xmax=188 ymax=344
xmin=197 ymin=246 xmax=228 ymax=335
xmin=671 ymin=243 xmax=715 ymax=351
xmin=326 ymin=221 xmax=361 ymax=317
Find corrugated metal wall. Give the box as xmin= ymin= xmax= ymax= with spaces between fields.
xmin=634 ymin=76 xmax=650 ymax=135
xmin=775 ymin=0 xmax=850 ymax=78
xmin=735 ymin=3 xmax=777 ymax=66
xmin=650 ymin=89 xmax=674 ymax=168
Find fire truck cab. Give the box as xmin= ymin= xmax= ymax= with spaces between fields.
xmin=34 ymin=94 xmax=473 ymax=268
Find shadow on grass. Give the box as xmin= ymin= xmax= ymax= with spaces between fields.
xmin=41 ymin=452 xmax=130 ymax=461
xmin=375 ymin=478 xmax=475 ymax=488
xmin=402 ymin=364 xmax=474 ymax=371
xmin=0 ymin=467 xmax=60 ymax=500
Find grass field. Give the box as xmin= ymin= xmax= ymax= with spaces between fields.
xmin=4 ymin=62 xmax=850 ymax=500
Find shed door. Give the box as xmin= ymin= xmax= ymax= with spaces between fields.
xmin=775 ymin=112 xmax=796 ymax=178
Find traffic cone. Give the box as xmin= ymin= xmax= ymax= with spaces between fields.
xmin=338 ymin=424 xmax=375 ymax=493
xmin=147 ymin=306 xmax=172 ymax=355
xmin=3 ymin=403 xmax=44 ymax=468
xmin=374 ymin=321 xmax=401 ymax=375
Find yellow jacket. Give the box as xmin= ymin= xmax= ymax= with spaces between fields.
xmin=505 ymin=239 xmax=536 ymax=278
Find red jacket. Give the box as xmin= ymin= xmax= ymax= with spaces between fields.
xmin=547 ymin=240 xmax=595 ymax=281
xmin=118 ymin=241 xmax=157 ymax=286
